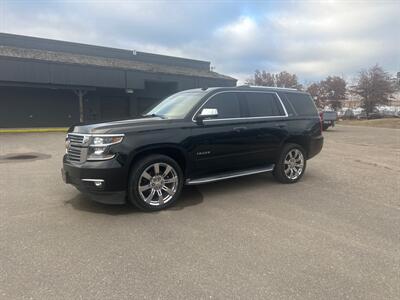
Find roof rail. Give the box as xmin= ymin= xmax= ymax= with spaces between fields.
xmin=238 ymin=84 xmax=298 ymax=91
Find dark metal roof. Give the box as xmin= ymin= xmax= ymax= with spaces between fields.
xmin=0 ymin=33 xmax=236 ymax=81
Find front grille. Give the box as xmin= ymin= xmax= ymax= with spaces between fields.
xmin=68 ymin=134 xmax=84 ymax=144
xmin=67 ymin=145 xmax=82 ymax=162
xmin=66 ymin=134 xmax=86 ymax=162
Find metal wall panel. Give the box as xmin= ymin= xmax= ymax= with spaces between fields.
xmin=125 ymin=71 xmax=146 ymax=89
xmin=0 ymin=58 xmax=50 ymax=83
xmin=50 ymin=64 xmax=125 ymax=88
xmin=0 ymin=58 xmax=233 ymax=90
xmin=133 ymin=52 xmax=210 ymax=70
xmin=0 ymin=86 xmax=79 ymax=128
xmin=126 ymin=71 xmax=234 ymax=91
xmin=197 ymin=77 xmax=236 ymax=88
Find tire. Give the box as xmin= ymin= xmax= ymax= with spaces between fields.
xmin=128 ymin=154 xmax=183 ymax=211
xmin=273 ymin=144 xmax=307 ymax=184
xmin=322 ymin=124 xmax=330 ymax=131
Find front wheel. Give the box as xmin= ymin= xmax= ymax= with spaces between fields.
xmin=128 ymin=155 xmax=183 ymax=211
xmin=273 ymin=144 xmax=306 ymax=183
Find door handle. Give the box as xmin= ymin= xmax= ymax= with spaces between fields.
xmin=233 ymin=126 xmax=247 ymax=132
xmin=274 ymin=123 xmax=287 ymax=128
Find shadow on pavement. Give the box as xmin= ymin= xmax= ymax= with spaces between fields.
xmin=64 ymin=185 xmax=203 ymax=215
xmin=196 ymin=172 xmax=276 ymax=194
xmin=0 ymin=152 xmax=51 ymax=163
xmin=169 ymin=186 xmax=204 ymax=210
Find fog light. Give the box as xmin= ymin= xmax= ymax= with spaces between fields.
xmin=94 ymin=181 xmax=103 ymax=187
xmin=82 ymin=179 xmax=104 ymax=188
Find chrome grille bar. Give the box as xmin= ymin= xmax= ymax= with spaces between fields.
xmin=66 ymin=134 xmax=87 ymax=162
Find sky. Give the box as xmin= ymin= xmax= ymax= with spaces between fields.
xmin=0 ymin=0 xmax=399 ymax=84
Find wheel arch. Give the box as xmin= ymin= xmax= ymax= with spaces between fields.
xmin=127 ymin=144 xmax=188 ymax=181
xmin=281 ymin=136 xmax=309 ymax=158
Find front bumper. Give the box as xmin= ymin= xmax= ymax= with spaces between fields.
xmin=62 ymin=155 xmax=127 ymax=204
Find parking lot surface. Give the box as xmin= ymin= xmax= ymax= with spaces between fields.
xmin=1 ymin=125 xmax=399 ymax=299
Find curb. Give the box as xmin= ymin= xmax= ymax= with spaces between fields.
xmin=0 ymin=128 xmax=68 ymax=133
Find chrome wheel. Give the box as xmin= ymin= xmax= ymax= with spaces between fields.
xmin=284 ymin=149 xmax=304 ymax=180
xmin=138 ymin=162 xmax=179 ymax=206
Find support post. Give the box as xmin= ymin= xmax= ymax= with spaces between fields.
xmin=74 ymin=89 xmax=87 ymax=123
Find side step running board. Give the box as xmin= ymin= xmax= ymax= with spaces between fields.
xmin=186 ymin=164 xmax=275 ymax=185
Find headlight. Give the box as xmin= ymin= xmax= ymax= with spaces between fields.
xmin=91 ymin=136 xmax=124 ymax=146
xmin=87 ymin=134 xmax=124 ymax=161
xmin=65 ymin=135 xmax=70 ymax=153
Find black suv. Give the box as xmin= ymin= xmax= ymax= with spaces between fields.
xmin=62 ymin=86 xmax=323 ymax=211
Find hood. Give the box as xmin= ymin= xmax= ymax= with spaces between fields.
xmin=69 ymin=116 xmax=173 ymax=134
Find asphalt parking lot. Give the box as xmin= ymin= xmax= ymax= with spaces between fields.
xmin=0 ymin=125 xmax=399 ymax=299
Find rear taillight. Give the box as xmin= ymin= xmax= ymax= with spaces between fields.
xmin=319 ymin=112 xmax=323 ymax=133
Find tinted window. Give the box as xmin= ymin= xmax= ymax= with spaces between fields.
xmin=277 ymin=92 xmax=295 ymax=116
xmin=203 ymin=92 xmax=241 ymax=119
xmin=284 ymin=93 xmax=318 ymax=116
xmin=245 ymin=92 xmax=284 ymax=117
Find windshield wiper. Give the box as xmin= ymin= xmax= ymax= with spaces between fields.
xmin=141 ymin=113 xmax=166 ymax=119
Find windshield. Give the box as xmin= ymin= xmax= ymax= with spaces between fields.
xmin=145 ymin=91 xmax=205 ymax=119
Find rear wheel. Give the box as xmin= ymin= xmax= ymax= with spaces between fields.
xmin=128 ymin=155 xmax=183 ymax=211
xmin=273 ymin=144 xmax=306 ymax=183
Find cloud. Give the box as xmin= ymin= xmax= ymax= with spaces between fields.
xmin=201 ymin=1 xmax=400 ymax=82
xmin=1 ymin=0 xmax=399 ymax=83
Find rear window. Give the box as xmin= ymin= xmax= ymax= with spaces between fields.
xmin=284 ymin=93 xmax=318 ymax=116
xmin=245 ymin=92 xmax=284 ymax=117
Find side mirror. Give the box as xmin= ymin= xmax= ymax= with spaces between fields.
xmin=196 ymin=108 xmax=218 ymax=123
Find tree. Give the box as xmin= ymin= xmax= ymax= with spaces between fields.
xmin=320 ymin=76 xmax=346 ymax=111
xmin=254 ymin=70 xmax=275 ymax=86
xmin=248 ymin=70 xmax=302 ymax=90
xmin=353 ymin=65 xmax=396 ymax=116
xmin=306 ymin=82 xmax=324 ymax=109
xmin=306 ymin=76 xmax=346 ymax=110
xmin=275 ymin=71 xmax=302 ymax=89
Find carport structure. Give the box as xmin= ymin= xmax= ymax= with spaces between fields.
xmin=0 ymin=33 xmax=236 ymax=127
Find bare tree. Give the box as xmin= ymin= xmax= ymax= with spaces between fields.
xmin=248 ymin=70 xmax=302 ymax=89
xmin=252 ymin=70 xmax=261 ymax=85
xmin=305 ymin=76 xmax=346 ymax=110
xmin=275 ymin=71 xmax=302 ymax=89
xmin=262 ymin=71 xmax=275 ymax=86
xmin=306 ymin=82 xmax=324 ymax=109
xmin=253 ymin=70 xmax=275 ymax=86
xmin=244 ymin=77 xmax=255 ymax=85
xmin=353 ymin=64 xmax=396 ymax=116
xmin=320 ymin=76 xmax=346 ymax=111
